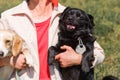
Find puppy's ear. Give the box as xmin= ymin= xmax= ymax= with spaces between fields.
xmin=60 ymin=7 xmax=71 ymax=20
xmin=12 ymin=33 xmax=23 ymax=56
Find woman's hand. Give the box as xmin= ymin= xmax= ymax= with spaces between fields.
xmin=55 ymin=45 xmax=82 ymax=68
xmin=10 ymin=54 xmax=27 ymax=69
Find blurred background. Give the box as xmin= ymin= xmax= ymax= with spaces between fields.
xmin=0 ymin=0 xmax=120 ymax=80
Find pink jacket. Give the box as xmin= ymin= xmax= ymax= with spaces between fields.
xmin=0 ymin=1 xmax=105 ymax=80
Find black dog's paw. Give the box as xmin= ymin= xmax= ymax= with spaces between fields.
xmin=48 ymin=46 xmax=57 ymax=65
xmin=81 ymin=58 xmax=90 ymax=73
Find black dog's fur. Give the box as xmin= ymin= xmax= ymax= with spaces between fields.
xmin=48 ymin=7 xmax=96 ymax=80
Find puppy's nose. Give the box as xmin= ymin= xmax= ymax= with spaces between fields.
xmin=0 ymin=51 xmax=4 ymax=57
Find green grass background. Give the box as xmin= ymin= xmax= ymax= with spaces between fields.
xmin=0 ymin=0 xmax=120 ymax=80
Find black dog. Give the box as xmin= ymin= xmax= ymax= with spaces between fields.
xmin=48 ymin=7 xmax=96 ymax=80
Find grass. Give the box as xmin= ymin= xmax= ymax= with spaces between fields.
xmin=0 ymin=0 xmax=120 ymax=80
xmin=0 ymin=0 xmax=22 ymax=14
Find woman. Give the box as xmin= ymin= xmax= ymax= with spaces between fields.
xmin=0 ymin=0 xmax=105 ymax=80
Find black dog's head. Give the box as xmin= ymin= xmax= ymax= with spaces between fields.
xmin=59 ymin=7 xmax=95 ymax=38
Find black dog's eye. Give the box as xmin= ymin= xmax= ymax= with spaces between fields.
xmin=76 ymin=13 xmax=80 ymax=17
xmin=69 ymin=11 xmax=74 ymax=15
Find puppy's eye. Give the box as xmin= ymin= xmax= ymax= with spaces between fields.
xmin=5 ymin=40 xmax=11 ymax=44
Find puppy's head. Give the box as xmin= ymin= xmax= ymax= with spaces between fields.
xmin=0 ymin=30 xmax=23 ymax=57
xmin=59 ymin=7 xmax=95 ymax=38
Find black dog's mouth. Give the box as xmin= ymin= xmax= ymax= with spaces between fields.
xmin=67 ymin=25 xmax=76 ymax=30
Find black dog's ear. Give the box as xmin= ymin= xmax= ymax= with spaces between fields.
xmin=87 ymin=14 xmax=95 ymax=26
xmin=60 ymin=7 xmax=71 ymax=20
xmin=87 ymin=14 xmax=95 ymax=34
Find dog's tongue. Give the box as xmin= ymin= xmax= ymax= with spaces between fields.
xmin=67 ymin=25 xmax=75 ymax=29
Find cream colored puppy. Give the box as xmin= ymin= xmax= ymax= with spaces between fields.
xmin=0 ymin=30 xmax=29 ymax=80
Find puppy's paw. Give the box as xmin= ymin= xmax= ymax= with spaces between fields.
xmin=23 ymin=49 xmax=34 ymax=67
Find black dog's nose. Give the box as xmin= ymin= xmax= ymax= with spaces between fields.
xmin=0 ymin=51 xmax=4 ymax=57
xmin=68 ymin=17 xmax=73 ymax=21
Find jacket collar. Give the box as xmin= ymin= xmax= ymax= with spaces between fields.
xmin=11 ymin=1 xmax=65 ymax=23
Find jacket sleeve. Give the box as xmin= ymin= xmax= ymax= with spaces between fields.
xmin=0 ymin=18 xmax=9 ymax=29
xmin=0 ymin=12 xmax=11 ymax=29
xmin=91 ymin=41 xmax=105 ymax=67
